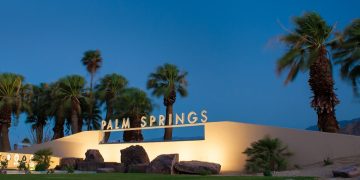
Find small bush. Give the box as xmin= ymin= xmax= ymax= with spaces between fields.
xmin=17 ymin=160 xmax=27 ymax=171
xmin=0 ymin=159 xmax=8 ymax=170
xmin=323 ymin=157 xmax=333 ymax=166
xmin=243 ymin=135 xmax=293 ymax=174
xmin=32 ymin=148 xmax=53 ymax=171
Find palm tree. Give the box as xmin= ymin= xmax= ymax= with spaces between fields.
xmin=25 ymin=83 xmax=52 ymax=144
xmin=113 ymin=88 xmax=153 ymax=142
xmin=56 ymin=75 xmax=87 ymax=134
xmin=81 ymin=50 xmax=102 ymax=131
xmin=96 ymin=73 xmax=128 ymax=142
xmin=276 ymin=12 xmax=339 ymax=132
xmin=147 ymin=64 xmax=188 ymax=140
xmin=332 ymin=19 xmax=360 ymax=94
xmin=0 ymin=73 xmax=31 ymax=151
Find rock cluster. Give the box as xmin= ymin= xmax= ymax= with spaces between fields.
xmin=59 ymin=145 xmax=221 ymax=175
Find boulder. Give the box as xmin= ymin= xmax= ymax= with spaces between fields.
xmin=120 ymin=145 xmax=150 ymax=171
xmin=96 ymin=168 xmax=115 ymax=173
xmin=77 ymin=161 xmax=104 ymax=171
xmin=146 ymin=154 xmax=179 ymax=174
xmin=59 ymin=157 xmax=83 ymax=170
xmin=174 ymin=161 xmax=221 ymax=175
xmin=85 ymin=149 xmax=104 ymax=163
xmin=128 ymin=163 xmax=148 ymax=173
xmin=333 ymin=165 xmax=360 ymax=178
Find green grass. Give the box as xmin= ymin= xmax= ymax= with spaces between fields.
xmin=0 ymin=173 xmax=317 ymax=180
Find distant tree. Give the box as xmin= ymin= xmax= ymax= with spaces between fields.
xmin=0 ymin=73 xmax=31 ymax=151
xmin=332 ymin=19 xmax=360 ymax=95
xmin=276 ymin=12 xmax=339 ymax=132
xmin=113 ymin=88 xmax=153 ymax=142
xmin=96 ymin=73 xmax=128 ymax=142
xmin=147 ymin=64 xmax=188 ymax=140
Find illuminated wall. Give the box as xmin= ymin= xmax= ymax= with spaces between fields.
xmin=12 ymin=121 xmax=360 ymax=173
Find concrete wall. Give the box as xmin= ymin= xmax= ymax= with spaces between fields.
xmin=13 ymin=121 xmax=360 ymax=172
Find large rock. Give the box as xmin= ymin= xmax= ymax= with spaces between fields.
xmin=120 ymin=145 xmax=150 ymax=171
xmin=333 ymin=165 xmax=360 ymax=178
xmin=128 ymin=163 xmax=148 ymax=173
xmin=146 ymin=154 xmax=179 ymax=174
xmin=85 ymin=149 xmax=104 ymax=163
xmin=59 ymin=157 xmax=83 ymax=170
xmin=174 ymin=161 xmax=221 ymax=175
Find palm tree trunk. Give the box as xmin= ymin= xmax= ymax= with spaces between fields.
xmin=164 ymin=104 xmax=173 ymax=140
xmin=87 ymin=73 xmax=94 ymax=130
xmin=53 ymin=106 xmax=65 ymax=140
xmin=1 ymin=123 xmax=10 ymax=151
xmin=0 ymin=123 xmax=2 ymax=150
xmin=36 ymin=124 xmax=44 ymax=144
xmin=309 ymin=46 xmax=340 ymax=133
xmin=0 ymin=106 xmax=12 ymax=151
xmin=78 ymin=110 xmax=83 ymax=132
xmin=103 ymin=103 xmax=113 ymax=143
xmin=71 ymin=108 xmax=79 ymax=134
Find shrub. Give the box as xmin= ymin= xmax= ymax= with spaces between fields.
xmin=32 ymin=148 xmax=53 ymax=171
xmin=64 ymin=165 xmax=75 ymax=174
xmin=243 ymin=136 xmax=293 ymax=174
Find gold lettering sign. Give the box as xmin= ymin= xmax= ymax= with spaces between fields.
xmin=101 ymin=110 xmax=208 ymax=130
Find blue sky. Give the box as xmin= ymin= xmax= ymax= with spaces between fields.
xmin=0 ymin=0 xmax=359 ymax=145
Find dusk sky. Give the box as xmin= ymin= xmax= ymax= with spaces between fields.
xmin=1 ymin=0 xmax=359 ymax=144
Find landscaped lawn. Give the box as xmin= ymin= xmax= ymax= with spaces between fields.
xmin=0 ymin=173 xmax=316 ymax=180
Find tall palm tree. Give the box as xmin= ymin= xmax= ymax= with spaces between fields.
xmin=81 ymin=50 xmax=102 ymax=130
xmin=96 ymin=73 xmax=128 ymax=142
xmin=81 ymin=50 xmax=102 ymax=93
xmin=25 ymin=83 xmax=51 ymax=144
xmin=276 ymin=12 xmax=339 ymax=132
xmin=332 ymin=19 xmax=360 ymax=94
xmin=56 ymin=75 xmax=87 ymax=134
xmin=147 ymin=64 xmax=188 ymax=140
xmin=113 ymin=88 xmax=153 ymax=142
xmin=0 ymin=73 xmax=31 ymax=151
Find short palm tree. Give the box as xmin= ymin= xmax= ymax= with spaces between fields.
xmin=0 ymin=73 xmax=31 ymax=151
xmin=113 ymin=88 xmax=153 ymax=142
xmin=147 ymin=64 xmax=188 ymax=140
xmin=276 ymin=12 xmax=339 ymax=132
xmin=56 ymin=75 xmax=87 ymax=134
xmin=243 ymin=136 xmax=292 ymax=173
xmin=332 ymin=19 xmax=360 ymax=94
xmin=96 ymin=73 xmax=128 ymax=142
xmin=25 ymin=83 xmax=52 ymax=144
